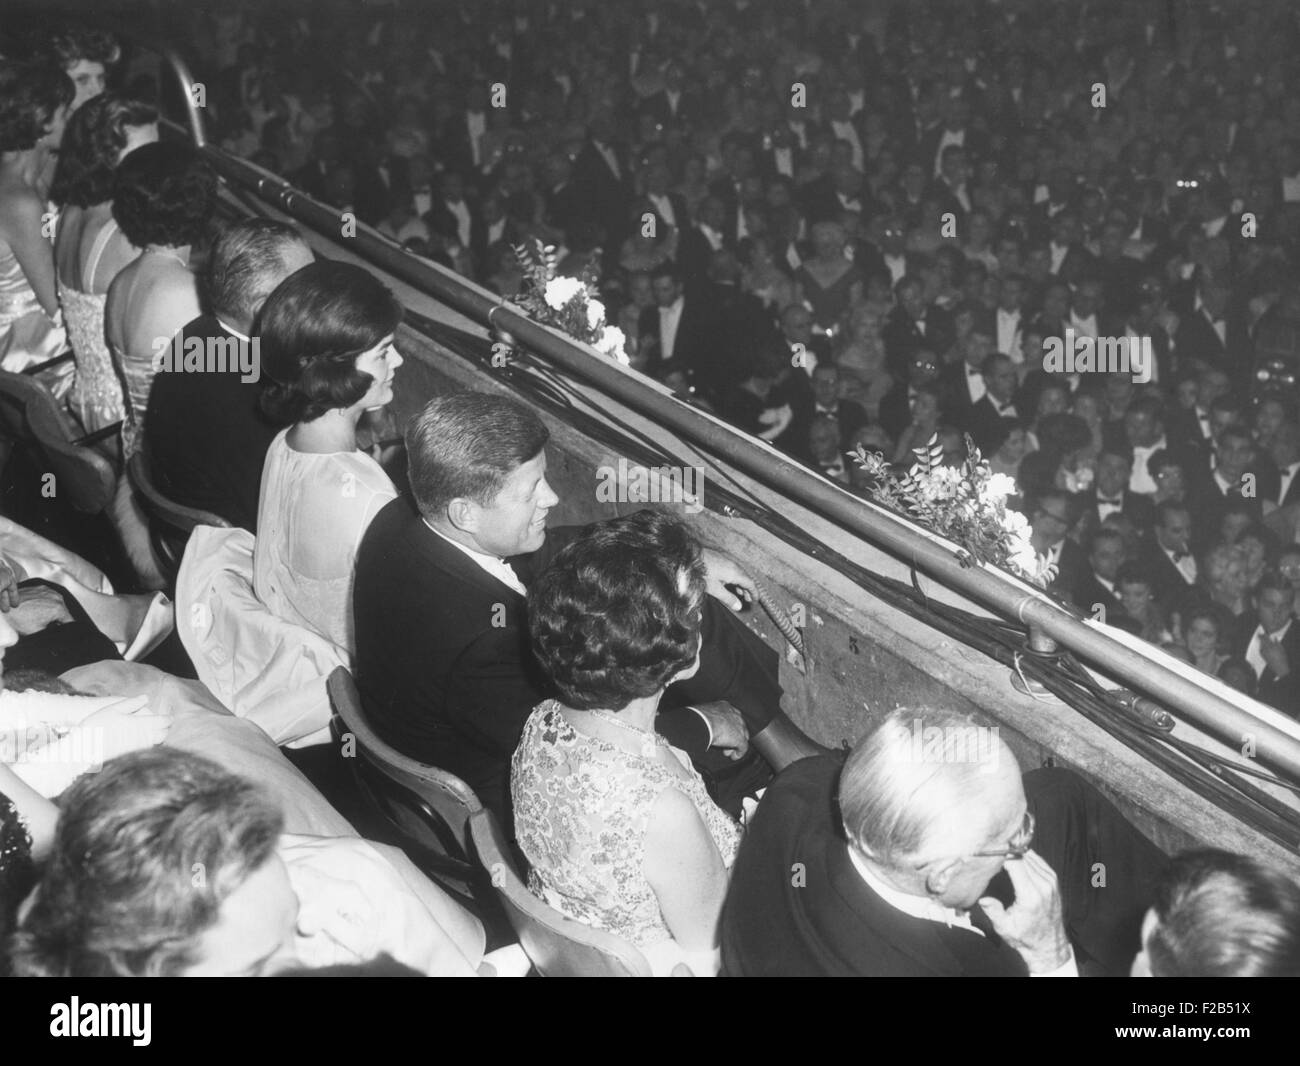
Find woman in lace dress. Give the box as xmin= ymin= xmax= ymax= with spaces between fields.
xmin=252 ymin=261 xmax=404 ymax=655
xmin=51 ymin=93 xmax=158 ymax=436
xmin=0 ymin=60 xmax=73 ymax=394
xmin=513 ymin=511 xmax=741 ymax=976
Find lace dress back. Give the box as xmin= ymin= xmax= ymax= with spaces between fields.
xmin=59 ymin=219 xmax=128 ymax=434
xmin=511 ymin=702 xmax=741 ymax=952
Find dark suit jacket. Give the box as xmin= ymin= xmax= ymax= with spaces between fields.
xmin=573 ymin=139 xmax=633 ymax=247
xmin=720 ymin=755 xmax=1030 ymax=977
xmin=1176 ymin=307 xmax=1253 ymax=387
xmin=144 ymin=314 xmax=284 ymax=533
xmin=964 ymin=393 xmax=1020 ymax=454
xmin=638 ymin=293 xmax=724 ymax=391
xmin=1079 ymin=488 xmax=1156 ymax=535
xmin=723 ymin=754 xmax=1166 ymax=977
xmin=1232 ymin=621 xmax=1300 ymax=718
xmin=882 ymin=306 xmax=954 ymax=379
xmin=352 ymin=500 xmax=782 ymax=822
xmin=811 ymin=398 xmax=869 ymax=451
xmin=1258 ymin=460 xmax=1300 ymax=508
xmin=1136 ymin=537 xmax=1199 ymax=616
xmin=1073 ymin=568 xmax=1122 ymax=619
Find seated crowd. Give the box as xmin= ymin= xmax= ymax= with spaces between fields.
xmin=0 ymin=9 xmax=1297 ymax=977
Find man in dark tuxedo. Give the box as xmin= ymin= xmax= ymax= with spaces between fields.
xmin=1261 ymin=418 xmax=1300 ymax=509
xmin=926 ymin=145 xmax=973 ymax=234
xmin=675 ymin=196 xmax=729 ymax=291
xmin=883 ymin=276 xmax=954 ymax=378
xmin=145 ymin=219 xmax=314 ymax=533
xmin=809 ymin=364 xmax=868 ymax=450
xmin=1030 ymin=490 xmax=1085 ymax=605
xmin=638 ymin=264 xmax=727 ymax=399
xmin=353 ymin=393 xmax=815 ymax=824
xmin=1187 ymin=425 xmax=1265 ymax=550
xmin=1095 ymin=221 xmax=1146 ymax=315
xmin=1175 ymin=280 xmax=1253 ymax=388
xmin=639 ymin=160 xmax=689 ymax=234
xmin=638 ymin=62 xmax=703 ymax=128
xmin=965 ymin=354 xmax=1021 ymax=454
xmin=721 ymin=707 xmax=1167 ymax=976
xmin=1046 ymin=213 xmax=1097 ymax=286
xmin=1234 ymin=572 xmax=1300 ymax=718
xmin=709 ymin=133 xmax=759 ymax=245
xmin=879 ymin=348 xmax=942 ymax=443
xmin=1082 ymin=448 xmax=1156 ymax=535
xmin=540 ymin=152 xmax=586 ymax=243
xmin=1137 ymin=502 xmax=1200 ymax=617
xmin=436 ymin=84 xmax=491 ymax=183
xmin=424 ymin=170 xmax=481 ymax=258
xmin=572 ymin=110 xmax=633 ymax=256
xmin=1073 ymin=528 xmax=1126 ymax=619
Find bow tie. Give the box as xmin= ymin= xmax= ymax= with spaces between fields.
xmin=967 ymin=365 xmax=982 ymax=376
xmin=816 ymin=405 xmax=837 ymax=416
xmin=1098 ymin=496 xmax=1123 ymax=507
xmin=1171 ymin=550 xmax=1189 ymax=563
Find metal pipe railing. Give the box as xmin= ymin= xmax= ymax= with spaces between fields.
xmin=125 ymin=30 xmax=1300 ymax=787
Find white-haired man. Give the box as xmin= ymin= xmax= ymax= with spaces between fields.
xmin=721 ymin=707 xmax=1167 ymax=976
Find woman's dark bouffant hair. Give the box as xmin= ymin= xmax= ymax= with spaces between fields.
xmin=111 ymin=141 xmax=217 ymax=248
xmin=50 ymin=93 xmax=158 ymax=207
xmin=529 ymin=510 xmax=707 ymax=712
xmin=256 ymin=260 xmax=403 ymax=425
xmin=0 ymin=59 xmax=74 ymax=152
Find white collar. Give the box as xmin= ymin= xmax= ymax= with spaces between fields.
xmin=422 ymin=519 xmax=526 ymax=595
xmin=214 ymin=317 xmax=251 ymax=342
xmin=1259 ymin=617 xmax=1294 ymax=642
xmin=847 ymin=847 xmax=977 ymax=932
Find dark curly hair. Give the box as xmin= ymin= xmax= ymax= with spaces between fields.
xmin=256 ymin=260 xmax=403 ymax=424
xmin=50 ymin=92 xmax=158 ymax=207
xmin=46 ymin=27 xmax=120 ymax=68
xmin=111 ymin=141 xmax=217 ymax=248
xmin=0 ymin=58 xmax=74 ymax=152
xmin=529 ymin=510 xmax=707 ymax=711
xmin=7 ymin=749 xmax=283 ymax=977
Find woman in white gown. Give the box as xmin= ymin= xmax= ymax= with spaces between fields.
xmin=0 ymin=60 xmax=73 ymax=394
xmin=252 ymin=260 xmax=405 ymax=655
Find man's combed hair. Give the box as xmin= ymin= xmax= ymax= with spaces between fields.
xmin=8 ymin=749 xmax=283 ymax=977
xmin=0 ymin=58 xmax=74 ymax=153
xmin=839 ymin=707 xmax=999 ymax=867
xmin=256 ymin=259 xmax=402 ymax=424
xmin=50 ymin=93 xmax=158 ymax=207
xmin=405 ymin=392 xmax=550 ymax=516
xmin=529 ymin=510 xmax=706 ymax=711
xmin=46 ymin=27 xmax=120 ymax=68
xmin=111 ymin=141 xmax=217 ymax=248
xmin=1146 ymin=850 xmax=1300 ymax=977
xmin=204 ymin=218 xmax=308 ymax=325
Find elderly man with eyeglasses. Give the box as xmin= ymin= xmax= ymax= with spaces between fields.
xmin=720 ymin=706 xmax=1168 ymax=977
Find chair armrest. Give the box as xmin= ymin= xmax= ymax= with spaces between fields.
xmin=20 ymin=350 xmax=75 ymax=376
xmin=71 ymin=420 xmax=123 ymax=448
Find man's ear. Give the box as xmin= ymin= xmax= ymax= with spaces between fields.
xmin=447 ymin=497 xmax=480 ymax=535
xmin=923 ymin=857 xmax=963 ymax=898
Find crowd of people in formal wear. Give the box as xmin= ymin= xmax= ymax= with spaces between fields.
xmin=0 ymin=2 xmax=1298 ymax=978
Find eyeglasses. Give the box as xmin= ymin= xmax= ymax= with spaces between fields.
xmin=968 ymin=811 xmax=1036 ymax=860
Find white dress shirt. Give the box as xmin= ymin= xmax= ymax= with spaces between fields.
xmin=465 ymin=110 xmax=486 ymax=167
xmin=658 ymin=295 xmax=685 ymax=360
xmin=964 ymin=361 xmax=987 ymax=403
xmin=846 ymin=847 xmax=1076 ymax=977
xmin=1069 ymin=312 xmax=1099 ymax=340
xmin=445 ymin=198 xmax=472 ymax=248
xmin=1277 ymin=461 xmax=1300 ymax=504
xmin=1049 ymin=241 xmax=1069 ymax=275
xmin=647 ymin=192 xmax=677 ymax=228
xmin=1162 ymin=544 xmax=1198 ymax=585
xmin=1130 ymin=436 xmax=1167 ymax=495
xmin=883 ymin=252 xmax=907 ymax=284
xmin=830 ymin=119 xmax=864 ymax=171
xmin=773 ymin=145 xmax=794 ymax=177
xmin=997 ymin=309 xmax=1022 ymax=362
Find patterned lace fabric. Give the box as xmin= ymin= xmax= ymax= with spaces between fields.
xmin=60 ymin=282 xmax=127 ymax=434
xmin=511 ymin=701 xmax=741 ymax=949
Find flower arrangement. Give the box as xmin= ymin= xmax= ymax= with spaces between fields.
xmin=509 ymin=239 xmax=628 ymax=364
xmin=853 ymin=433 xmax=1057 ymax=588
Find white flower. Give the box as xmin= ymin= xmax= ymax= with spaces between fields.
xmin=595 ymin=325 xmax=629 ymax=363
xmin=586 ymin=298 xmax=606 ymax=331
xmin=1003 ymin=509 xmax=1030 ymax=536
xmin=984 ymin=473 xmax=1018 ymax=502
xmin=544 ymin=276 xmax=585 ymax=310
